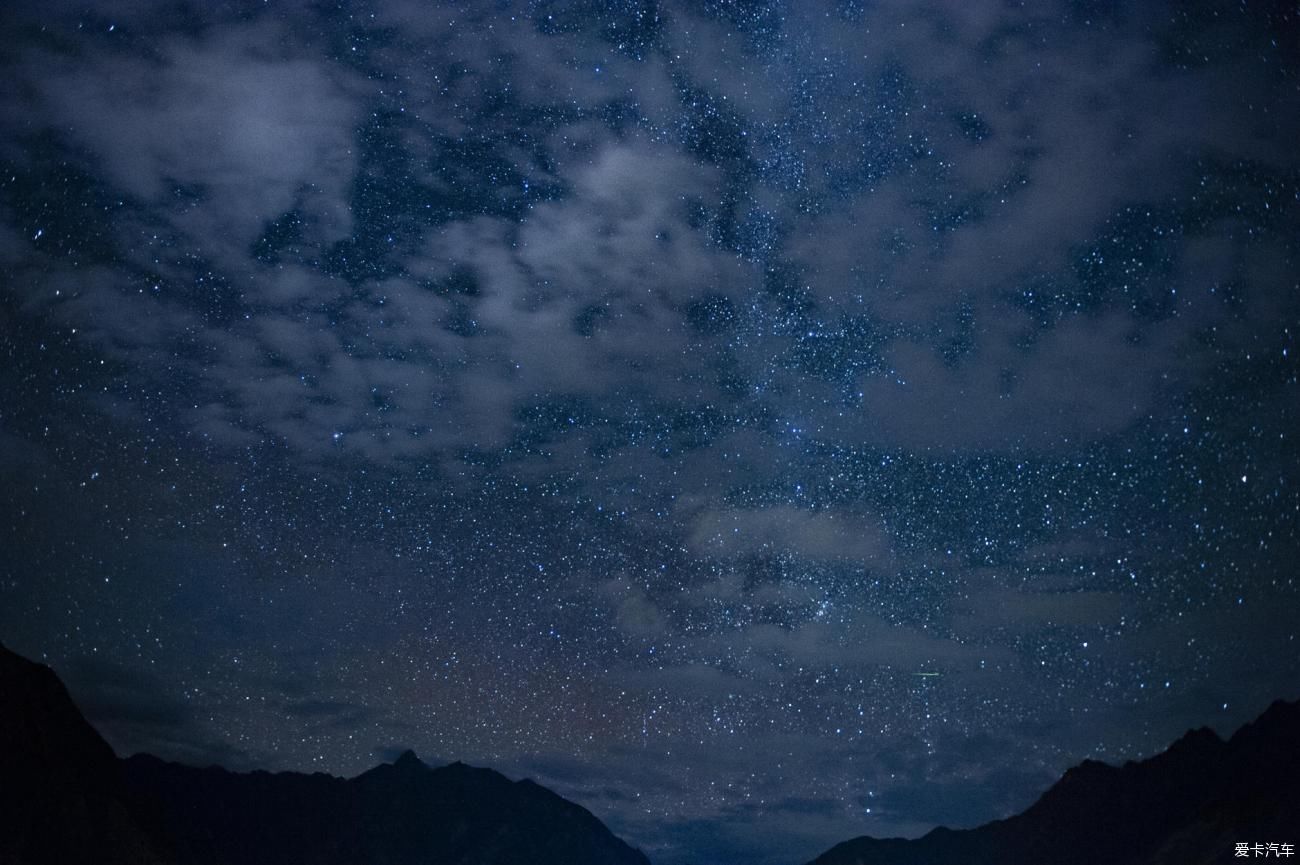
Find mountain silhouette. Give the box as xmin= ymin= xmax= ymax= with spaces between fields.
xmin=4 ymin=641 xmax=1297 ymax=865
xmin=805 ymin=699 xmax=1300 ymax=865
xmin=0 ymin=643 xmax=648 ymax=865
xmin=0 ymin=641 xmax=166 ymax=865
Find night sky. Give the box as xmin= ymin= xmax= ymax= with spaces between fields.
xmin=2 ymin=2 xmax=1298 ymax=863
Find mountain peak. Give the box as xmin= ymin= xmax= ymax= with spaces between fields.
xmin=392 ymin=749 xmax=426 ymax=770
xmin=0 ymin=644 xmax=653 ymax=865
xmin=1165 ymin=724 xmax=1221 ymax=758
xmin=805 ymin=699 xmax=1300 ymax=865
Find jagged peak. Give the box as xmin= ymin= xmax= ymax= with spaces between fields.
xmin=1168 ymin=724 xmax=1222 ymax=752
xmin=392 ymin=749 xmax=426 ymax=770
xmin=1232 ymin=697 xmax=1300 ymax=740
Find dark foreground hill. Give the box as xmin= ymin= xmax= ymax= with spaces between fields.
xmin=0 ymin=643 xmax=648 ymax=865
xmin=0 ymin=641 xmax=165 ymax=864
xmin=806 ymin=697 xmax=1300 ymax=865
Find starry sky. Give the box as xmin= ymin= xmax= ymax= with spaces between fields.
xmin=1 ymin=2 xmax=1298 ymax=863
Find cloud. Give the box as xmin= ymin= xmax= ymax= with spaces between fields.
xmin=29 ymin=24 xmax=361 ymax=266
xmin=952 ymin=588 xmax=1130 ymax=637
xmin=5 ymin=0 xmax=1295 ymax=471
xmin=616 ymin=589 xmax=671 ymax=639
xmin=282 ymin=698 xmax=377 ymax=733
xmin=732 ymin=0 xmax=1300 ymax=451
xmin=685 ymin=503 xmax=891 ymax=561
xmin=841 ymin=307 xmax=1202 ymax=449
xmin=717 ymin=614 xmax=994 ymax=673
xmin=59 ymin=655 xmax=251 ymax=768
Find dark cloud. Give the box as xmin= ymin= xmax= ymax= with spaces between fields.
xmin=64 ymin=656 xmax=190 ymax=730
xmin=58 ymin=655 xmax=251 ymax=768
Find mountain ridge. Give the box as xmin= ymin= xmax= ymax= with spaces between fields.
xmin=3 ymin=641 xmax=1296 ymax=865
xmin=0 ymin=642 xmax=649 ymax=865
xmin=805 ymin=698 xmax=1300 ymax=865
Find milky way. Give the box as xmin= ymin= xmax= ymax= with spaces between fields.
xmin=2 ymin=2 xmax=1298 ymax=863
